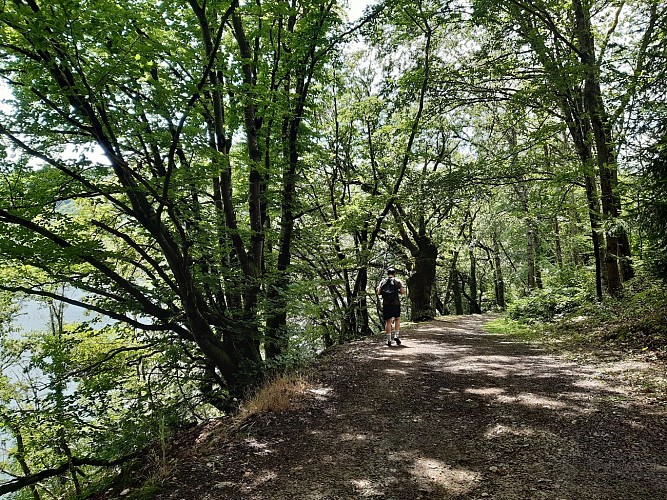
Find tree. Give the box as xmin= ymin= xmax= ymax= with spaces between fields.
xmin=0 ymin=294 xmax=171 ymax=497
xmin=0 ymin=0 xmax=341 ymax=405
xmin=639 ymin=127 xmax=667 ymax=278
xmin=360 ymin=0 xmax=465 ymax=321
xmin=629 ymin=2 xmax=667 ymax=278
xmin=469 ymin=0 xmax=662 ymax=297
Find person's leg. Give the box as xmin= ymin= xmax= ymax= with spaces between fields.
xmin=394 ymin=316 xmax=401 ymax=344
xmin=385 ymin=318 xmax=392 ymax=345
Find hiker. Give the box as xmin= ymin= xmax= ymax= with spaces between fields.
xmin=376 ymin=267 xmax=405 ymax=346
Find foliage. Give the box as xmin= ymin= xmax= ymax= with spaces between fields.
xmin=507 ymin=285 xmax=593 ymax=323
xmin=483 ymin=316 xmax=544 ymax=343
xmin=506 ymin=264 xmax=598 ymax=322
xmin=0 ymin=0 xmax=665 ymax=497
xmin=594 ymin=276 xmax=667 ymax=353
xmin=0 ymin=313 xmax=205 ymax=498
xmin=638 ymin=129 xmax=667 ymax=279
xmin=501 ymin=272 xmax=667 ymax=357
xmin=0 ymin=0 xmax=345 ymax=410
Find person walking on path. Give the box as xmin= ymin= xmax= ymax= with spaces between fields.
xmin=376 ymin=267 xmax=405 ymax=346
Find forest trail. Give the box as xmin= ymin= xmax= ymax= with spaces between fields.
xmin=152 ymin=316 xmax=667 ymax=500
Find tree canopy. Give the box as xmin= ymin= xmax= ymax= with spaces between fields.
xmin=0 ymin=0 xmax=665 ymax=496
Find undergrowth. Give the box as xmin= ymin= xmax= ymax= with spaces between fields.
xmin=488 ymin=274 xmax=667 ymax=358
xmin=90 ymin=372 xmax=313 ymax=500
xmin=238 ymin=373 xmax=312 ymax=420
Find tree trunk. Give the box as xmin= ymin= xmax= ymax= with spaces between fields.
xmin=584 ymin=174 xmax=605 ymax=301
xmin=554 ymin=217 xmax=564 ymax=269
xmin=534 ymin=225 xmax=543 ymax=289
xmin=492 ymin=234 xmax=506 ymax=310
xmin=514 ymin=184 xmax=540 ymax=291
xmin=406 ymin=236 xmax=438 ymax=321
xmin=526 ymin=224 xmax=537 ymax=290
xmin=12 ymin=428 xmax=41 ymax=500
xmin=452 ymin=270 xmax=464 ymax=315
xmin=434 ymin=290 xmax=445 ymax=315
xmin=444 ymin=250 xmax=461 ymax=314
xmin=562 ymin=99 xmax=605 ymax=301
xmin=467 ymin=247 xmax=482 ymax=314
xmin=353 ymin=264 xmax=373 ymax=336
xmin=573 ymin=0 xmax=631 ymax=296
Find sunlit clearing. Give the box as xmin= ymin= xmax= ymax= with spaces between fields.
xmin=513 ymin=393 xmax=569 ymax=409
xmin=446 ymin=355 xmax=554 ymax=378
xmin=573 ymin=379 xmax=626 ymax=393
xmin=465 ymin=387 xmax=505 ymax=396
xmin=309 ymin=386 xmax=333 ymax=398
xmin=466 ymin=386 xmax=571 ymax=410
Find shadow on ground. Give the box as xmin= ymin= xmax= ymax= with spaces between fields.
xmin=154 ymin=315 xmax=667 ymax=500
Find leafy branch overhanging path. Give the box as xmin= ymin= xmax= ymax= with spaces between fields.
xmin=150 ymin=316 xmax=667 ymax=500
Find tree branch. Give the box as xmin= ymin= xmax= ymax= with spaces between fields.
xmin=0 ymin=451 xmax=142 ymax=496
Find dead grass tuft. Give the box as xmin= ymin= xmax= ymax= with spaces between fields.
xmin=239 ymin=373 xmax=311 ymax=420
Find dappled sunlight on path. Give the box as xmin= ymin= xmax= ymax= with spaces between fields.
xmin=155 ymin=315 xmax=667 ymax=500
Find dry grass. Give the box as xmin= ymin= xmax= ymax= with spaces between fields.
xmin=238 ymin=373 xmax=312 ymax=420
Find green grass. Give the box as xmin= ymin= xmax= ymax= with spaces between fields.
xmin=483 ymin=317 xmax=544 ymax=342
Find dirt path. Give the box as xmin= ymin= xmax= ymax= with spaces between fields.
xmin=153 ymin=316 xmax=667 ymax=499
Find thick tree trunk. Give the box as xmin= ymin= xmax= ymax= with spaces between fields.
xmin=618 ymin=232 xmax=634 ymax=281
xmin=406 ymin=236 xmax=438 ymax=321
xmin=562 ymin=100 xmax=605 ymax=301
xmin=444 ymin=250 xmax=462 ymax=315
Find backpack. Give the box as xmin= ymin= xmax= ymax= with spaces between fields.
xmin=380 ymin=278 xmax=399 ymax=301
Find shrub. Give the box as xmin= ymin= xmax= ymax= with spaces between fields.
xmin=238 ymin=374 xmax=311 ymax=419
xmin=507 ymin=286 xmax=590 ymax=322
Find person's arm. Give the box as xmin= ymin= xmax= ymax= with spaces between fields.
xmin=376 ymin=278 xmax=385 ymax=295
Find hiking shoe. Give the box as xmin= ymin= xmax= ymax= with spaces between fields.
xmin=395 ymin=337 xmax=401 ymax=345
xmin=387 ymin=340 xmax=392 ymax=347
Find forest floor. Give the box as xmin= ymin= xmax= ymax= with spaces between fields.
xmin=122 ymin=315 xmax=667 ymax=499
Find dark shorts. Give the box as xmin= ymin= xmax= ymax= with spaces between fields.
xmin=383 ymin=304 xmax=401 ymax=321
